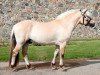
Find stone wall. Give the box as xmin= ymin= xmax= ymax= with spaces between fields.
xmin=0 ymin=0 xmax=100 ymax=43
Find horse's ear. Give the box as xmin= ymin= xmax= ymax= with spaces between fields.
xmin=80 ymin=9 xmax=87 ymax=15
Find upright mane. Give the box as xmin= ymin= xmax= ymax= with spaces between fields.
xmin=56 ymin=9 xmax=79 ymax=19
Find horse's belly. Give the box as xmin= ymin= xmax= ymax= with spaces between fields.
xmin=29 ymin=30 xmax=56 ymax=44
xmin=30 ymin=36 xmax=55 ymax=44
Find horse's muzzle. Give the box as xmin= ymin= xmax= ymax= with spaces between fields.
xmin=89 ymin=23 xmax=95 ymax=27
xmin=85 ymin=20 xmax=95 ymax=27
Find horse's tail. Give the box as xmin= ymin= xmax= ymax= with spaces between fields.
xmin=9 ymin=30 xmax=19 ymax=68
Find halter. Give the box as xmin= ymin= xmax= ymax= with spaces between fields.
xmin=80 ymin=9 xmax=92 ymax=25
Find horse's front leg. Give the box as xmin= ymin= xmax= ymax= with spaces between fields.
xmin=51 ymin=45 xmax=59 ymax=69
xmin=59 ymin=42 xmax=66 ymax=68
xmin=22 ymin=42 xmax=31 ymax=69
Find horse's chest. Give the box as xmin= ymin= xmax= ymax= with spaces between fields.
xmin=56 ymin=28 xmax=71 ymax=41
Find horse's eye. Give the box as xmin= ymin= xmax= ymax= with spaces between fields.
xmin=84 ymin=16 xmax=86 ymax=18
xmin=86 ymin=19 xmax=88 ymax=21
xmin=83 ymin=16 xmax=86 ymax=18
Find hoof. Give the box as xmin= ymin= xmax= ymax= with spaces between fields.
xmin=10 ymin=65 xmax=15 ymax=69
xmin=51 ymin=63 xmax=58 ymax=70
xmin=26 ymin=64 xmax=35 ymax=70
xmin=26 ymin=64 xmax=31 ymax=69
xmin=59 ymin=65 xmax=64 ymax=68
xmin=59 ymin=65 xmax=70 ymax=71
xmin=52 ymin=66 xmax=58 ymax=70
xmin=12 ymin=68 xmax=18 ymax=72
xmin=9 ymin=65 xmax=17 ymax=72
xmin=59 ymin=65 xmax=64 ymax=70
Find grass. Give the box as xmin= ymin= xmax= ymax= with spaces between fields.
xmin=0 ymin=40 xmax=100 ymax=61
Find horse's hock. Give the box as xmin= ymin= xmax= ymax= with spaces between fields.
xmin=0 ymin=0 xmax=100 ymax=43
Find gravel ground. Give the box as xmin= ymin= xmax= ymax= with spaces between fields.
xmin=0 ymin=59 xmax=100 ymax=75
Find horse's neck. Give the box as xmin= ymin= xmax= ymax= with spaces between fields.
xmin=58 ymin=11 xmax=81 ymax=29
xmin=56 ymin=11 xmax=81 ymax=34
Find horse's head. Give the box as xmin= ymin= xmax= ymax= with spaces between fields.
xmin=79 ymin=9 xmax=95 ymax=27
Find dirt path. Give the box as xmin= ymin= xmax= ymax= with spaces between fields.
xmin=0 ymin=59 xmax=100 ymax=75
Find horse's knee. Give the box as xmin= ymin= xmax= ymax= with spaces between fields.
xmin=12 ymin=44 xmax=22 ymax=56
xmin=12 ymin=50 xmax=18 ymax=56
xmin=12 ymin=48 xmax=20 ymax=56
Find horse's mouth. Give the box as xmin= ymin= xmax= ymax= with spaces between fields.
xmin=85 ymin=22 xmax=95 ymax=27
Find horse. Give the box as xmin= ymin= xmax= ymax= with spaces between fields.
xmin=9 ymin=9 xmax=95 ymax=69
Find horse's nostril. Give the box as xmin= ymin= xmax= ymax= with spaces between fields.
xmin=90 ymin=23 xmax=95 ymax=27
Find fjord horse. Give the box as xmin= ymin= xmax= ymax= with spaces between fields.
xmin=9 ymin=9 xmax=95 ymax=69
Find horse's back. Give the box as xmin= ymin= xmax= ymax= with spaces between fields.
xmin=13 ymin=20 xmax=33 ymax=28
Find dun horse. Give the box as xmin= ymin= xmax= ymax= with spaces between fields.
xmin=9 ymin=9 xmax=95 ymax=69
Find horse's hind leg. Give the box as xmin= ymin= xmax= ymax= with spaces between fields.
xmin=51 ymin=45 xmax=59 ymax=69
xmin=11 ymin=44 xmax=22 ymax=67
xmin=22 ymin=42 xmax=31 ymax=69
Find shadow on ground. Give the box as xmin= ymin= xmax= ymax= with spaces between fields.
xmin=0 ymin=59 xmax=100 ymax=71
